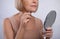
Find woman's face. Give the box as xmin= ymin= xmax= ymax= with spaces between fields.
xmin=22 ymin=0 xmax=38 ymax=12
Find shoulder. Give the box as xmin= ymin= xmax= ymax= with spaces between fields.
xmin=3 ymin=12 xmax=21 ymax=26
xmin=3 ymin=18 xmax=12 ymax=30
xmin=4 ymin=18 xmax=10 ymax=24
xmin=3 ymin=18 xmax=12 ymax=27
xmin=4 ymin=12 xmax=20 ymax=22
xmin=35 ymin=17 xmax=43 ymax=25
xmin=34 ymin=17 xmax=43 ymax=29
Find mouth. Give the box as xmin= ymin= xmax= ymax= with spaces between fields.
xmin=31 ymin=5 xmax=37 ymax=8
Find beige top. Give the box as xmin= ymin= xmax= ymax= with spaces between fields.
xmin=8 ymin=15 xmax=43 ymax=39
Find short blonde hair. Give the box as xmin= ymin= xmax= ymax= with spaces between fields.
xmin=15 ymin=0 xmax=23 ymax=11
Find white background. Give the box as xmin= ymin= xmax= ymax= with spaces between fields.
xmin=0 ymin=0 xmax=60 ymax=39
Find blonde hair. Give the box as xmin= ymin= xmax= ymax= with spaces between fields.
xmin=15 ymin=0 xmax=23 ymax=11
xmin=15 ymin=0 xmax=38 ymax=12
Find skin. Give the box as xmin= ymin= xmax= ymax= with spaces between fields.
xmin=4 ymin=0 xmax=53 ymax=39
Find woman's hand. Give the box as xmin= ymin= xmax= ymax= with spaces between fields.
xmin=20 ymin=12 xmax=35 ymax=30
xmin=20 ymin=12 xmax=32 ymax=26
xmin=45 ymin=27 xmax=53 ymax=38
xmin=15 ymin=12 xmax=32 ymax=39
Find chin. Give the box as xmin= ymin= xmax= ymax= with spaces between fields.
xmin=30 ymin=9 xmax=37 ymax=12
xmin=26 ymin=8 xmax=38 ymax=12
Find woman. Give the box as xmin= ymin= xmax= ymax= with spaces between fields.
xmin=4 ymin=0 xmax=53 ymax=39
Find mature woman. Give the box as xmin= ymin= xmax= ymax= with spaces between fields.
xmin=4 ymin=0 xmax=53 ymax=39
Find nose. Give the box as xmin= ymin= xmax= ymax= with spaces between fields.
xmin=33 ymin=0 xmax=38 ymax=4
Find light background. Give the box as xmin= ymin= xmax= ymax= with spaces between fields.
xmin=0 ymin=0 xmax=60 ymax=39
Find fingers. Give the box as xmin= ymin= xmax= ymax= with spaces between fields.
xmin=46 ymin=31 xmax=53 ymax=33
xmin=46 ymin=27 xmax=52 ymax=31
xmin=22 ymin=12 xmax=32 ymax=19
xmin=45 ymin=27 xmax=53 ymax=38
xmin=46 ymin=31 xmax=53 ymax=38
xmin=23 ymin=12 xmax=31 ymax=16
xmin=20 ymin=12 xmax=32 ymax=24
xmin=24 ymin=19 xmax=30 ymax=24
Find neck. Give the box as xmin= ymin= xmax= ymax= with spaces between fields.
xmin=21 ymin=10 xmax=32 ymax=15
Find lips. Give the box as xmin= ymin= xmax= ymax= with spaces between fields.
xmin=31 ymin=5 xmax=37 ymax=7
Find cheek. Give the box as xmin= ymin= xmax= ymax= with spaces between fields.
xmin=22 ymin=0 xmax=38 ymax=12
xmin=23 ymin=0 xmax=32 ymax=8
